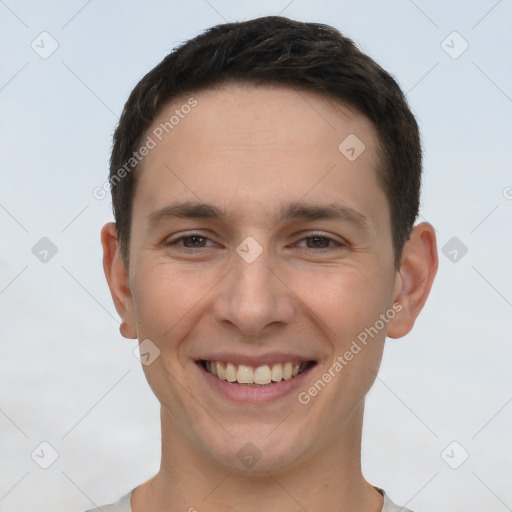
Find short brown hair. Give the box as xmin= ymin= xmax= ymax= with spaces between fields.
xmin=109 ymin=15 xmax=422 ymax=268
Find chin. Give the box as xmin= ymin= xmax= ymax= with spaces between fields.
xmin=201 ymin=428 xmax=309 ymax=475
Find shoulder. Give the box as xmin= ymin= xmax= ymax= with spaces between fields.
xmin=82 ymin=489 xmax=133 ymax=512
xmin=378 ymin=488 xmax=416 ymax=512
xmin=85 ymin=487 xmax=415 ymax=512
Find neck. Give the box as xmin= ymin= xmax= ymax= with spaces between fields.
xmin=131 ymin=402 xmax=383 ymax=512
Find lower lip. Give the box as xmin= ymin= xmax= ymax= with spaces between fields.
xmin=197 ymin=363 xmax=315 ymax=403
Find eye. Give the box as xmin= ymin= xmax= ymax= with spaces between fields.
xmin=163 ymin=232 xmax=346 ymax=253
xmin=294 ymin=233 xmax=345 ymax=251
xmin=164 ymin=233 xmax=219 ymax=250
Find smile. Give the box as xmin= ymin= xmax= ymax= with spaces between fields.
xmin=200 ymin=360 xmax=313 ymax=386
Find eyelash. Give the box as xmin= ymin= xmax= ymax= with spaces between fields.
xmin=164 ymin=232 xmax=346 ymax=253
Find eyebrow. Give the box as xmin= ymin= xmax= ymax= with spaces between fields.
xmin=147 ymin=200 xmax=371 ymax=233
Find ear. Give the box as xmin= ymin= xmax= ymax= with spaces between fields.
xmin=387 ymin=222 xmax=438 ymax=339
xmin=101 ymin=222 xmax=137 ymax=339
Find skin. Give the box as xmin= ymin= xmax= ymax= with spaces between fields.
xmin=102 ymin=83 xmax=438 ymax=512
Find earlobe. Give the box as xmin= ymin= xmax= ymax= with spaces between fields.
xmin=100 ymin=222 xmax=138 ymax=339
xmin=387 ymin=222 xmax=438 ymax=339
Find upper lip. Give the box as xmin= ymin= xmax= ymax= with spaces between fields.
xmin=196 ymin=352 xmax=317 ymax=367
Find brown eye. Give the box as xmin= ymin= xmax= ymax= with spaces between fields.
xmin=165 ymin=233 xmax=217 ymax=250
xmin=294 ymin=233 xmax=345 ymax=252
xmin=181 ymin=235 xmax=207 ymax=248
xmin=305 ymin=236 xmax=331 ymax=249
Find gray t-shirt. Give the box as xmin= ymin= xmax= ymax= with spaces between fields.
xmin=84 ymin=487 xmax=415 ymax=511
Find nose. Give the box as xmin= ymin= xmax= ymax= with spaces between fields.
xmin=212 ymin=242 xmax=296 ymax=338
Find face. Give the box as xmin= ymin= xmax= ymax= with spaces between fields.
xmin=110 ymin=84 xmax=410 ymax=473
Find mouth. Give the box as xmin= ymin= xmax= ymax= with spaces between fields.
xmin=198 ymin=359 xmax=316 ymax=387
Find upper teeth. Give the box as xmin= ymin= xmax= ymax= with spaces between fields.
xmin=205 ymin=361 xmax=307 ymax=385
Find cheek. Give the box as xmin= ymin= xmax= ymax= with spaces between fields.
xmin=299 ymin=268 xmax=391 ymax=429
xmin=298 ymin=263 xmax=393 ymax=342
xmin=132 ymin=261 xmax=222 ymax=345
xmin=131 ymin=263 xmax=210 ymax=408
xmin=316 ymin=266 xmax=392 ymax=400
xmin=132 ymin=263 xmax=189 ymax=338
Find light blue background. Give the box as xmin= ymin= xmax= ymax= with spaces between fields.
xmin=1 ymin=1 xmax=511 ymax=510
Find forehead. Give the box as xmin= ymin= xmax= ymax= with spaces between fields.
xmin=146 ymin=83 xmax=380 ymax=159
xmin=134 ymin=83 xmax=388 ymax=232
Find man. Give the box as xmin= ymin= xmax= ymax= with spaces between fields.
xmin=92 ymin=15 xmax=438 ymax=512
